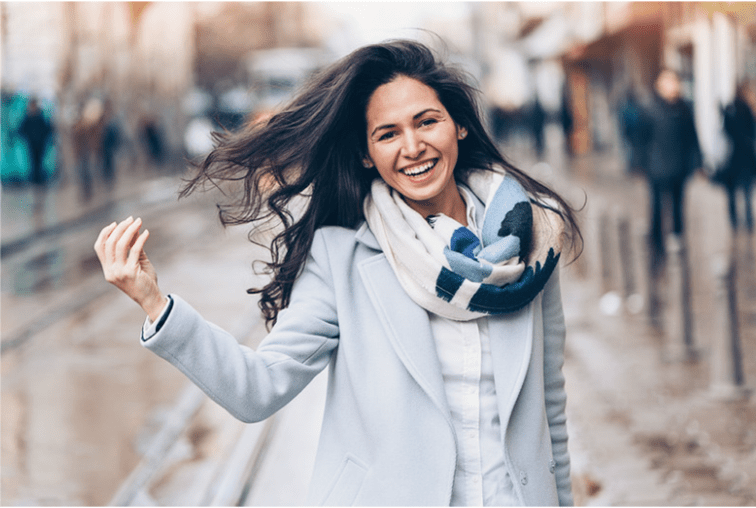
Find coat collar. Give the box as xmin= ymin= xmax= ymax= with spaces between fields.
xmin=355 ymin=222 xmax=381 ymax=251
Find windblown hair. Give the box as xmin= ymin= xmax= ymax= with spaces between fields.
xmin=181 ymin=39 xmax=582 ymax=328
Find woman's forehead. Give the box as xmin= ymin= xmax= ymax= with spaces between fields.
xmin=365 ymin=76 xmax=444 ymax=126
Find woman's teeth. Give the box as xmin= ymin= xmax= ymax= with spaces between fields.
xmin=402 ymin=160 xmax=436 ymax=176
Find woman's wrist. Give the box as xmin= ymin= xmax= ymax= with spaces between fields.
xmin=141 ymin=291 xmax=169 ymax=323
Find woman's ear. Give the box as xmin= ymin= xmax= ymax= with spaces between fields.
xmin=457 ymin=126 xmax=468 ymax=140
xmin=362 ymin=156 xmax=374 ymax=168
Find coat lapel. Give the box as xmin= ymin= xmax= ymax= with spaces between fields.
xmin=355 ymin=221 xmax=534 ymax=430
xmin=487 ymin=303 xmax=534 ymax=434
xmin=358 ymin=252 xmax=451 ymax=420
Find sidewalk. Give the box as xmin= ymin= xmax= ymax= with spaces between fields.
xmin=533 ymin=144 xmax=756 ymax=505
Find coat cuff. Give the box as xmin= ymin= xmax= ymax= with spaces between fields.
xmin=141 ymin=295 xmax=174 ymax=342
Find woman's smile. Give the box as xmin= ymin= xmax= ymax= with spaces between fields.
xmin=400 ymin=158 xmax=437 ymax=177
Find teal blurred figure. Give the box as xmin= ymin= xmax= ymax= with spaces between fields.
xmin=1 ymin=92 xmax=56 ymax=185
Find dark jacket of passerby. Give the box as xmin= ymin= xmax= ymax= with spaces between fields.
xmin=644 ymin=94 xmax=702 ymax=185
xmin=19 ymin=105 xmax=53 ymax=184
xmin=619 ymin=91 xmax=650 ymax=172
xmin=719 ymin=95 xmax=756 ymax=186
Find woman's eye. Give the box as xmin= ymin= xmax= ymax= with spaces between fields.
xmin=378 ymin=131 xmax=396 ymax=141
xmin=420 ymin=118 xmax=437 ymax=127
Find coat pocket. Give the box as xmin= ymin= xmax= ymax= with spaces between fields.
xmin=322 ymin=454 xmax=368 ymax=506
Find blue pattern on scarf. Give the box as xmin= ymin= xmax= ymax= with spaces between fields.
xmin=449 ymin=227 xmax=480 ymax=259
xmin=429 ymin=174 xmax=560 ymax=315
xmin=443 ymin=247 xmax=493 ymax=283
xmin=467 ymin=249 xmax=560 ymax=314
xmin=436 ymin=266 xmax=465 ymax=302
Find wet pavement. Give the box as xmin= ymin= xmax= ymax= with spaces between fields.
xmin=531 ymin=130 xmax=756 ymax=505
xmin=1 ymin=165 xmax=268 ymax=505
xmin=2 ymin=128 xmax=756 ymax=505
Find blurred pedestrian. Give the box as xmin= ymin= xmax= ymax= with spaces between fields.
xmin=560 ymin=85 xmax=574 ymax=158
xmin=618 ymin=89 xmax=650 ymax=175
xmin=96 ymin=40 xmax=582 ymax=506
xmin=140 ymin=114 xmax=164 ymax=165
xmin=644 ymin=69 xmax=702 ymax=254
xmin=18 ymin=97 xmax=53 ymax=186
xmin=717 ymin=82 xmax=756 ymax=233
xmin=73 ymin=98 xmax=105 ymax=202
xmin=101 ymin=99 xmax=121 ymax=191
xmin=529 ymin=96 xmax=546 ymax=159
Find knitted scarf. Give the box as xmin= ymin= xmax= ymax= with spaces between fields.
xmin=363 ymin=167 xmax=565 ymax=321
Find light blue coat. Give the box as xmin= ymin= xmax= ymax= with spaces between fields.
xmin=143 ymin=223 xmax=573 ymax=506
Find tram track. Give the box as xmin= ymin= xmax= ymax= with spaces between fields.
xmin=2 ymin=175 xmax=290 ymax=505
xmin=108 ymin=310 xmax=274 ymax=507
xmin=1 ymin=178 xmax=193 ymax=355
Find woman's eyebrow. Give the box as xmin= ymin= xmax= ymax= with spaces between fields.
xmin=370 ymin=108 xmax=443 ymax=137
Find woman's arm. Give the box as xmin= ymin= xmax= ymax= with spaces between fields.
xmin=96 ymin=220 xmax=339 ymax=423
xmin=541 ymin=266 xmax=574 ymax=506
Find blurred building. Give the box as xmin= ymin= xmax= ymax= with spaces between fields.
xmin=1 ymin=2 xmax=196 ymax=177
xmin=0 ymin=2 xmax=329 ymax=181
xmin=194 ymin=2 xmax=322 ymax=92
xmin=3 ymin=2 xmax=753 ymax=175
xmin=562 ymin=2 xmax=756 ymax=166
xmin=471 ymin=2 xmax=756 ymax=164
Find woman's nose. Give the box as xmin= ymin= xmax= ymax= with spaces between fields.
xmin=401 ymin=132 xmax=426 ymax=159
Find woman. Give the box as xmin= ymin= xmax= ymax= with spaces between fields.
xmin=95 ymin=40 xmax=581 ymax=506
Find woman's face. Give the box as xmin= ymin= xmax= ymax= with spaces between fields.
xmin=364 ymin=75 xmax=467 ymax=216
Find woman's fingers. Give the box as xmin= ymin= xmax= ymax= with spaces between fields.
xmin=128 ymin=228 xmax=150 ymax=266
xmin=105 ymin=216 xmax=135 ymax=262
xmin=115 ymin=217 xmax=143 ymax=262
xmin=94 ymin=221 xmax=117 ymax=260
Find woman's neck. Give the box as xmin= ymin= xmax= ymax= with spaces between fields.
xmin=404 ymin=184 xmax=468 ymax=226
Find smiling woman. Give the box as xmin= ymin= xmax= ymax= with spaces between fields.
xmin=95 ymin=39 xmax=582 ymax=506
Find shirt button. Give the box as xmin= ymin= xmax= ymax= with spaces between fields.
xmin=549 ymin=460 xmax=556 ymax=474
xmin=520 ymin=471 xmax=528 ymax=486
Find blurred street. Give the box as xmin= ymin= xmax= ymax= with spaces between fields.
xmin=2 ymin=125 xmax=755 ymax=505
xmin=3 ymin=2 xmax=756 ymax=506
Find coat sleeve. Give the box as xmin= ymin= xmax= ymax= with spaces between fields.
xmin=141 ymin=229 xmax=340 ymax=423
xmin=541 ymin=266 xmax=573 ymax=506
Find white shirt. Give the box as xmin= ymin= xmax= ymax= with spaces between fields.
xmin=428 ymin=187 xmax=518 ymax=506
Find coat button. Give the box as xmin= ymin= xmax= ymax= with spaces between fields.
xmin=549 ymin=460 xmax=556 ymax=474
xmin=520 ymin=471 xmax=528 ymax=485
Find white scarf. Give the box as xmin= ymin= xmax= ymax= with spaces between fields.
xmin=363 ymin=166 xmax=564 ymax=321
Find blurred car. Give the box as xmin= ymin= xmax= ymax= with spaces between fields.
xmin=245 ymin=47 xmax=334 ymax=120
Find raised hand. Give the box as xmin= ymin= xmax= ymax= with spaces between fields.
xmin=94 ymin=216 xmax=168 ymax=322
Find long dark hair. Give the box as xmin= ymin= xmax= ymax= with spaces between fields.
xmin=181 ymin=39 xmax=582 ymax=328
